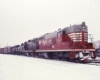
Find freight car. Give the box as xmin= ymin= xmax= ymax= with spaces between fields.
xmin=0 ymin=48 xmax=4 ymax=54
xmin=0 ymin=47 xmax=11 ymax=54
xmin=0 ymin=22 xmax=96 ymax=63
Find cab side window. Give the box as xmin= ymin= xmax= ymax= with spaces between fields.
xmin=62 ymin=30 xmax=66 ymax=36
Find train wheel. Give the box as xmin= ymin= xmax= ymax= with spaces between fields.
xmin=47 ymin=52 xmax=53 ymax=59
xmin=53 ymin=53 xmax=59 ymax=60
xmin=31 ymin=53 xmax=35 ymax=57
xmin=74 ymin=59 xmax=80 ymax=63
xmin=62 ymin=53 xmax=66 ymax=61
xmin=26 ymin=53 xmax=29 ymax=56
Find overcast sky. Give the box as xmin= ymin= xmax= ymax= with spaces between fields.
xmin=0 ymin=0 xmax=100 ymax=47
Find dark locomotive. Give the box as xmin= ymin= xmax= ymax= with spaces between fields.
xmin=0 ymin=22 xmax=96 ymax=62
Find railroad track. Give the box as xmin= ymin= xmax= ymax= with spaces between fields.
xmin=86 ymin=60 xmax=100 ymax=66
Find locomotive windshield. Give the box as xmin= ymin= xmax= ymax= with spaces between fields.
xmin=62 ymin=30 xmax=66 ymax=36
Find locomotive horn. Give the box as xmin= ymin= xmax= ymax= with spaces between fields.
xmin=81 ymin=22 xmax=85 ymax=27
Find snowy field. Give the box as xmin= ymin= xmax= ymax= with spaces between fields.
xmin=0 ymin=54 xmax=100 ymax=80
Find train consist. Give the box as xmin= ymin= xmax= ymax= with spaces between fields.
xmin=0 ymin=22 xmax=96 ymax=62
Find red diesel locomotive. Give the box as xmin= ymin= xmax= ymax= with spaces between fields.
xmin=22 ymin=22 xmax=96 ymax=62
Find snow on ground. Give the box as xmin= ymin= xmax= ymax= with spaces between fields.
xmin=0 ymin=54 xmax=100 ymax=80
xmin=95 ymin=57 xmax=100 ymax=60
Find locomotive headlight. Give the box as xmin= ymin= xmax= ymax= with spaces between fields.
xmin=82 ymin=26 xmax=85 ymax=31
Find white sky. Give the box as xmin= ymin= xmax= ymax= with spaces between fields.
xmin=0 ymin=0 xmax=100 ymax=47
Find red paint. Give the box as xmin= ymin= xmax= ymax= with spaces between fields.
xmin=38 ymin=31 xmax=96 ymax=60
